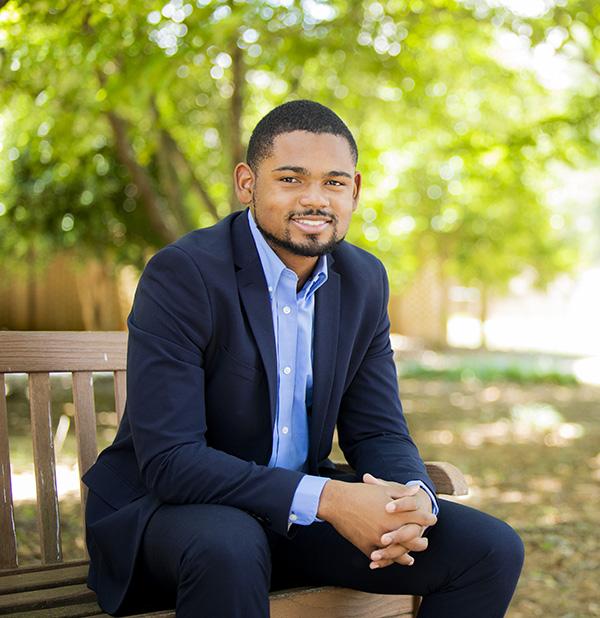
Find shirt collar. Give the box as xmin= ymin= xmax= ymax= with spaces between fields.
xmin=247 ymin=209 xmax=328 ymax=301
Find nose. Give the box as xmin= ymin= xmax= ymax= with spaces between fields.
xmin=298 ymin=184 xmax=329 ymax=208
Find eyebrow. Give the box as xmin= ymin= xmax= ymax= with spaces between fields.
xmin=272 ymin=165 xmax=353 ymax=179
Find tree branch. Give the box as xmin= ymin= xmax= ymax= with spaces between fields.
xmin=158 ymin=129 xmax=196 ymax=231
xmin=150 ymin=99 xmax=195 ymax=232
xmin=160 ymin=129 xmax=221 ymax=222
xmin=229 ymin=42 xmax=245 ymax=213
xmin=106 ymin=110 xmax=180 ymax=244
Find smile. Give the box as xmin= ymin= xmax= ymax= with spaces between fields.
xmin=290 ymin=217 xmax=332 ymax=233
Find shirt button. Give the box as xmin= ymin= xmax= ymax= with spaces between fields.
xmin=289 ymin=513 xmax=298 ymax=522
xmin=283 ymin=306 xmax=291 ymax=314
xmin=282 ymin=426 xmax=289 ymax=434
xmin=268 ymin=286 xmax=273 ymax=292
xmin=283 ymin=366 xmax=291 ymax=375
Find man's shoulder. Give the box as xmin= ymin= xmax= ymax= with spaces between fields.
xmin=174 ymin=211 xmax=239 ymax=258
xmin=148 ymin=211 xmax=241 ymax=274
xmin=331 ymin=240 xmax=385 ymax=276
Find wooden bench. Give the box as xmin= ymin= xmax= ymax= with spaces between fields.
xmin=0 ymin=331 xmax=468 ymax=617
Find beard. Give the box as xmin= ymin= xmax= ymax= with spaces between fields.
xmin=252 ymin=197 xmax=344 ymax=258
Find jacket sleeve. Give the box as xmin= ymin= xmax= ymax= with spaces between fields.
xmin=126 ymin=244 xmax=303 ymax=536
xmin=336 ymin=260 xmax=436 ymax=497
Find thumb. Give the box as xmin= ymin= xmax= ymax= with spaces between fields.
xmin=363 ymin=473 xmax=389 ymax=486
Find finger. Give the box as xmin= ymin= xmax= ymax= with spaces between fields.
xmin=371 ymin=546 xmax=415 ymax=564
xmin=402 ymin=536 xmax=429 ymax=552
xmin=424 ymin=512 xmax=438 ymax=527
xmin=385 ymin=495 xmax=418 ymax=513
xmin=370 ymin=558 xmax=394 ymax=569
xmin=385 ymin=509 xmax=436 ymax=528
xmin=406 ymin=511 xmax=437 ymax=527
xmin=363 ymin=473 xmax=389 ymax=486
xmin=381 ymin=523 xmax=423 ymax=546
xmin=370 ymin=554 xmax=414 ymax=569
xmin=385 ymin=484 xmax=420 ymax=501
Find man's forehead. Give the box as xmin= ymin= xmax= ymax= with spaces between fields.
xmin=267 ymin=130 xmax=355 ymax=171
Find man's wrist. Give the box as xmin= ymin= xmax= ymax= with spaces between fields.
xmin=316 ymin=479 xmax=344 ymax=522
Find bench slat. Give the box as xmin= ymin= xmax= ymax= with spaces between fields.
xmin=270 ymin=587 xmax=413 ymax=617
xmin=100 ymin=610 xmax=175 ymax=618
xmin=72 ymin=372 xmax=98 ymax=525
xmin=0 ymin=561 xmax=88 ymax=578
xmin=0 ymin=375 xmax=18 ymax=570
xmin=6 ymin=602 xmax=104 ymax=617
xmin=0 ymin=564 xmax=88 ymax=595
xmin=29 ymin=373 xmax=62 ymax=565
xmin=0 ymin=583 xmax=96 ymax=614
xmin=0 ymin=332 xmax=127 ymax=373
xmin=113 ymin=371 xmax=126 ymax=423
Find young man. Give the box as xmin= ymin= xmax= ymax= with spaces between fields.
xmin=83 ymin=100 xmax=524 ymax=617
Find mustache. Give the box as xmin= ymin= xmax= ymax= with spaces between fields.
xmin=287 ymin=209 xmax=337 ymax=222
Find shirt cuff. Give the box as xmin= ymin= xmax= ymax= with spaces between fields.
xmin=288 ymin=475 xmax=329 ymax=528
xmin=406 ymin=480 xmax=439 ymax=516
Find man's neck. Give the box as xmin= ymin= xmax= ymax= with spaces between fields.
xmin=265 ymin=240 xmax=318 ymax=292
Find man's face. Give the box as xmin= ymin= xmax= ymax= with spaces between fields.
xmin=238 ymin=131 xmax=361 ymax=261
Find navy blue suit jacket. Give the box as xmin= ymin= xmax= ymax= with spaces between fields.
xmin=83 ymin=209 xmax=435 ymax=614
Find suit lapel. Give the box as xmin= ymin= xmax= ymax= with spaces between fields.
xmin=232 ymin=211 xmax=278 ymax=426
xmin=309 ymin=262 xmax=340 ymax=468
xmin=237 ymin=267 xmax=278 ymax=426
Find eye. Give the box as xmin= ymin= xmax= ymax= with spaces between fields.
xmin=326 ymin=179 xmax=345 ymax=186
xmin=279 ymin=176 xmax=299 ymax=183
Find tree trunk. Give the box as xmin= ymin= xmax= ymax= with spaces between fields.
xmin=161 ymin=128 xmax=221 ymax=222
xmin=158 ymin=129 xmax=194 ymax=232
xmin=106 ymin=110 xmax=180 ymax=244
xmin=229 ymin=43 xmax=245 ymax=213
xmin=150 ymin=98 xmax=195 ymax=232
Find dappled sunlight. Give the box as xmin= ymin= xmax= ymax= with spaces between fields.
xmin=11 ymin=463 xmax=80 ymax=503
xmin=460 ymin=482 xmax=542 ymax=506
xmin=423 ymin=429 xmax=455 ymax=445
xmin=459 ymin=403 xmax=585 ymax=447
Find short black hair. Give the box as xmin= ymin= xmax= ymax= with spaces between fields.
xmin=246 ymin=99 xmax=358 ymax=171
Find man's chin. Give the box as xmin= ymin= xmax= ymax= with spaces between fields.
xmin=255 ymin=219 xmax=342 ymax=257
xmin=285 ymin=237 xmax=341 ymax=257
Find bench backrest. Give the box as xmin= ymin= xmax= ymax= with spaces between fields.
xmin=0 ymin=331 xmax=127 ymax=570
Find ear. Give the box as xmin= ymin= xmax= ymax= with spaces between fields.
xmin=352 ymin=171 xmax=362 ymax=212
xmin=233 ymin=162 xmax=255 ymax=206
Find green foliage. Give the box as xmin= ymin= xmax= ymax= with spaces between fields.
xmin=398 ymin=359 xmax=578 ymax=385
xmin=0 ymin=0 xmax=597 ymax=289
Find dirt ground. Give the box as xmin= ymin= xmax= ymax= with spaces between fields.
xmin=9 ymin=378 xmax=600 ymax=617
xmin=397 ymin=379 xmax=600 ymax=618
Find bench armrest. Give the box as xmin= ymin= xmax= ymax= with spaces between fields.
xmin=424 ymin=461 xmax=468 ymax=496
xmin=332 ymin=461 xmax=469 ymax=496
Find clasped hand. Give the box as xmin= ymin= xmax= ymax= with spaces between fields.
xmin=317 ymin=473 xmax=437 ymax=571
xmin=363 ymin=473 xmax=436 ymax=569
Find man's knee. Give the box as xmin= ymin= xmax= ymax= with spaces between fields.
xmin=481 ymin=520 xmax=524 ymax=581
xmin=179 ymin=505 xmax=271 ymax=584
xmin=432 ymin=500 xmax=524 ymax=583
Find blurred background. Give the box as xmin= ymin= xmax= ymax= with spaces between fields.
xmin=0 ymin=1 xmax=599 ymax=616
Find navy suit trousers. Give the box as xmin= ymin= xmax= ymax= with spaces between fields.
xmin=116 ymin=497 xmax=524 ymax=618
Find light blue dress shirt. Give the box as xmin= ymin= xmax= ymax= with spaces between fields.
xmin=248 ymin=211 xmax=438 ymax=528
